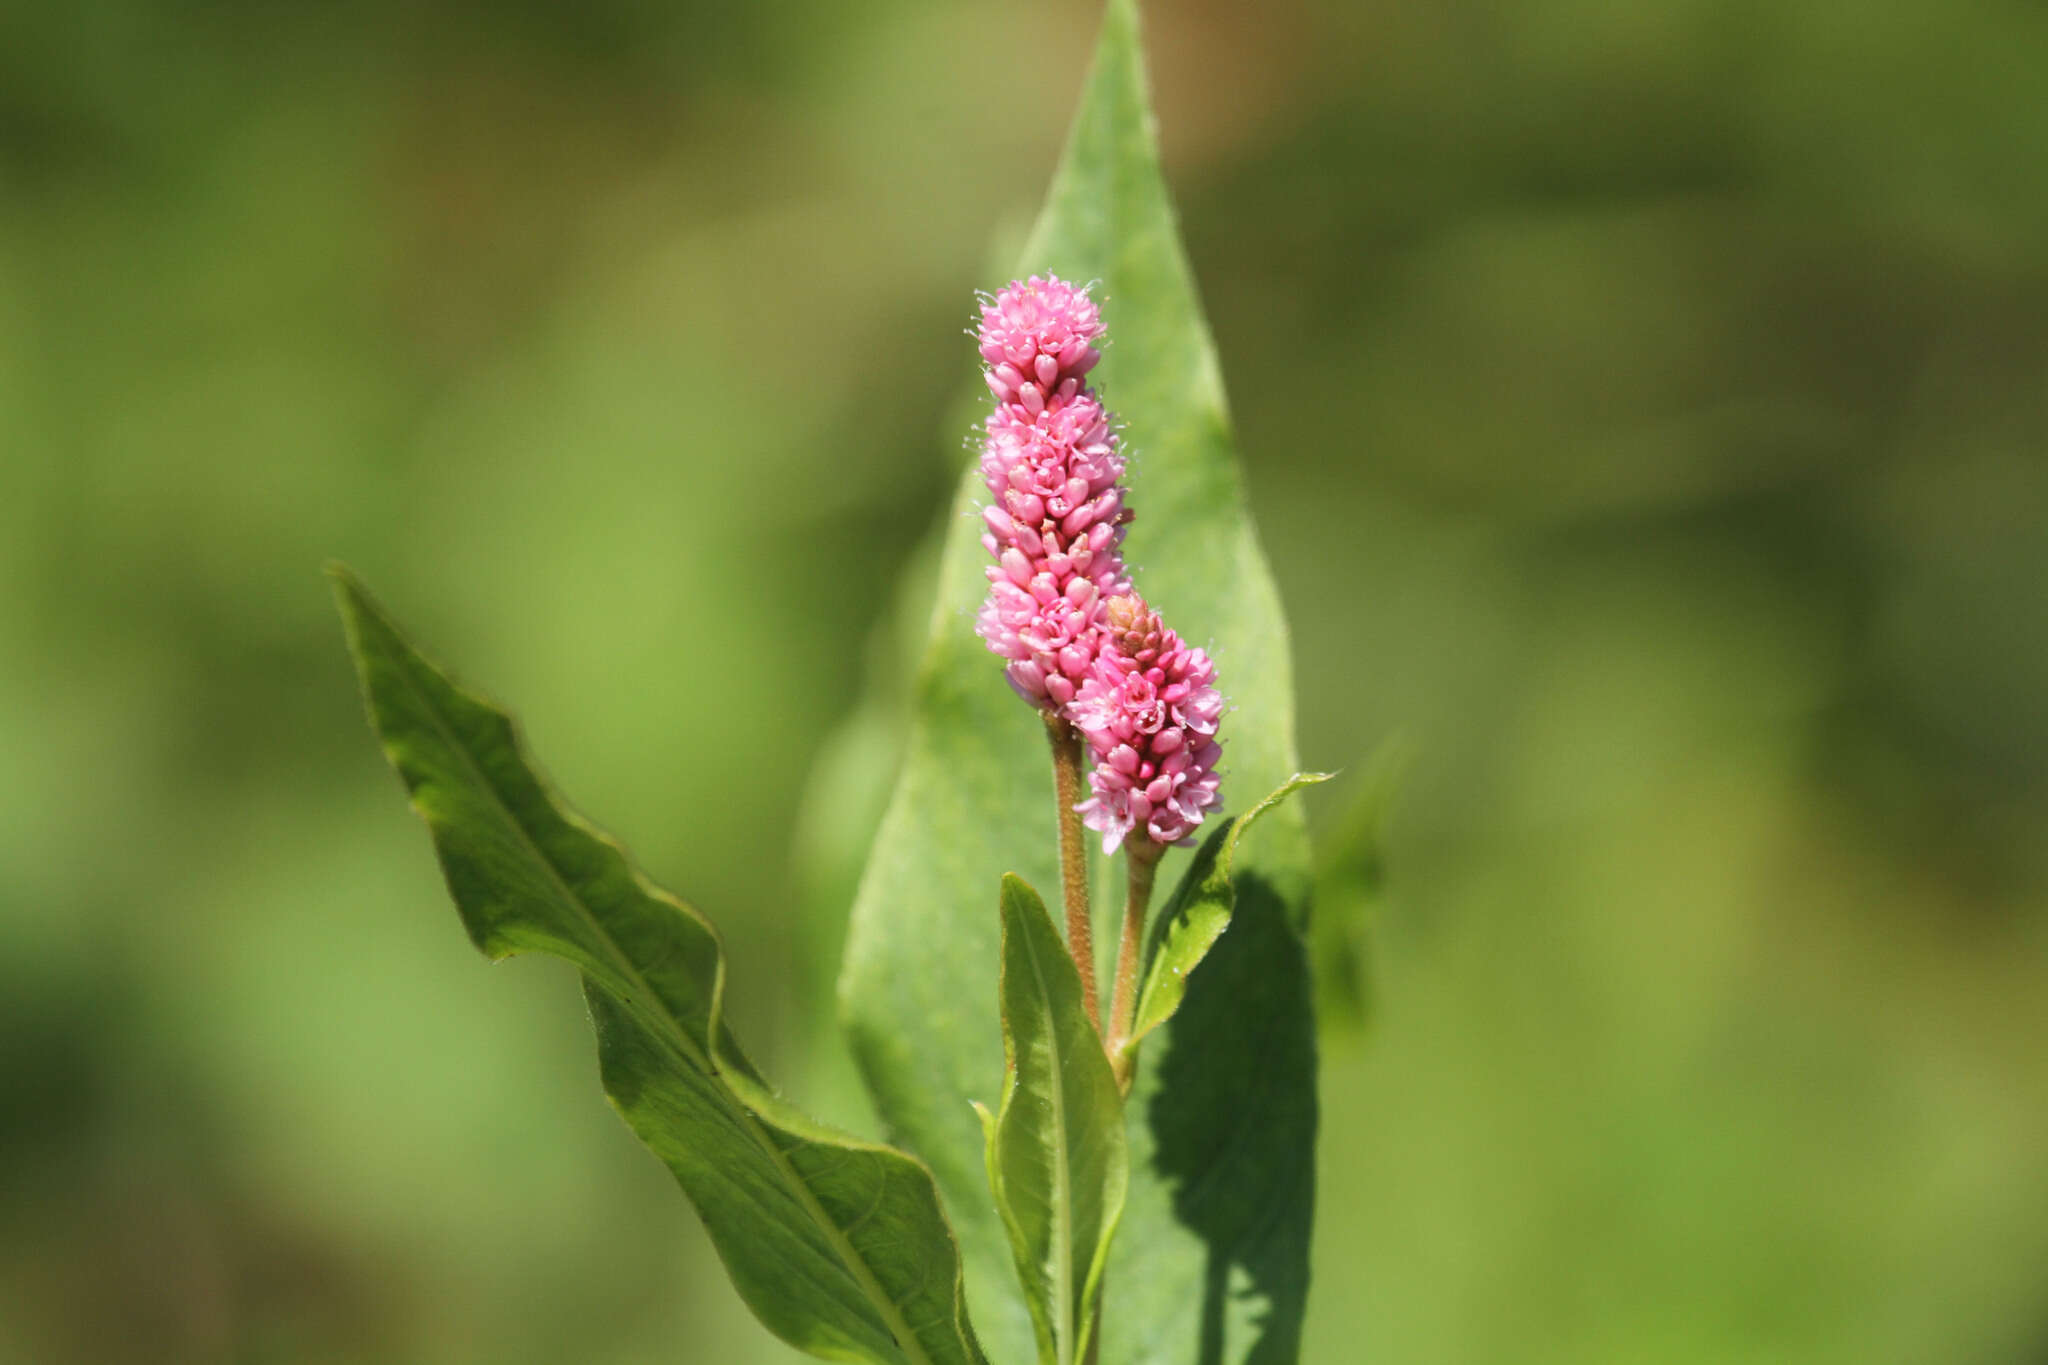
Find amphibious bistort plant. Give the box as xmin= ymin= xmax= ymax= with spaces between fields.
xmin=334 ymin=3 xmax=1334 ymax=1363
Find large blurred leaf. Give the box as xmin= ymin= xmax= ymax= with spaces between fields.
xmin=838 ymin=1 xmax=1320 ymax=1360
xmin=333 ymin=568 xmax=985 ymax=1365
xmin=980 ymin=875 xmax=1128 ymax=1365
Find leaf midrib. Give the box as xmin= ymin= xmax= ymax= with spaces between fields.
xmin=376 ymin=616 xmax=940 ymax=1365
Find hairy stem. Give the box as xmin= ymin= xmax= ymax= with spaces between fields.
xmin=1044 ymin=711 xmax=1100 ymax=1032
xmin=1107 ymin=840 xmax=1162 ymax=1091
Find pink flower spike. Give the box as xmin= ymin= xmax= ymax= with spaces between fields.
xmin=972 ymin=277 xmax=1131 ymax=712
xmin=1071 ymin=595 xmax=1225 ymax=851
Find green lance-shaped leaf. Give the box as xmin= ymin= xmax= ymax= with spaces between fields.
xmin=1125 ymin=773 xmax=1331 ymax=1058
xmin=982 ymin=875 xmax=1129 ymax=1365
xmin=332 ymin=567 xmax=985 ymax=1365
xmin=838 ymin=2 xmax=1323 ymax=1361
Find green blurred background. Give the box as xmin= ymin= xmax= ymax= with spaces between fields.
xmin=5 ymin=0 xmax=2046 ymax=1360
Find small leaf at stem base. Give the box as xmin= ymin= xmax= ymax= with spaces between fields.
xmin=988 ymin=874 xmax=1129 ymax=1365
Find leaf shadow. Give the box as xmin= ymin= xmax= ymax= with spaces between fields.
xmin=1145 ymin=872 xmax=1318 ymax=1365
